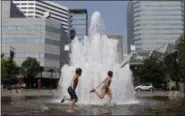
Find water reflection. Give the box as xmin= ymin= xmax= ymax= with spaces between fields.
xmin=1 ymin=96 xmax=185 ymax=115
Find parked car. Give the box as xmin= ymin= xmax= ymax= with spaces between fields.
xmin=11 ymin=83 xmax=26 ymax=89
xmin=135 ymin=83 xmax=154 ymax=91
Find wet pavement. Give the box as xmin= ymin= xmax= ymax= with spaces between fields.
xmin=1 ymin=95 xmax=185 ymax=116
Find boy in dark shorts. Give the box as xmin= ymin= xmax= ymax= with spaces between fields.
xmin=61 ymin=68 xmax=82 ymax=112
xmin=90 ymin=71 xmax=113 ymax=105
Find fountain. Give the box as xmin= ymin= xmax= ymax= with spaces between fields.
xmin=58 ymin=11 xmax=136 ymax=105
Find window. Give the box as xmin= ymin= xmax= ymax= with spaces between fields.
xmin=26 ymin=38 xmax=44 ymax=44
xmin=39 ymin=53 xmax=44 ymax=59
xmin=16 ymin=53 xmax=25 ymax=58
xmin=16 ymin=26 xmax=25 ymax=31
xmin=2 ymin=38 xmax=6 ymax=44
xmin=14 ymin=3 xmax=20 ymax=5
xmin=21 ymin=3 xmax=27 ymax=5
xmin=16 ymin=38 xmax=26 ymax=44
xmin=6 ymin=39 xmax=16 ymax=44
xmin=25 ymin=53 xmax=39 ymax=58
xmin=28 ymin=7 xmax=34 ymax=9
xmin=28 ymin=3 xmax=34 ymax=5
xmin=21 ymin=7 xmax=27 ymax=9
xmin=28 ymin=11 xmax=34 ymax=13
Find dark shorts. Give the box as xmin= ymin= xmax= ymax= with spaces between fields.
xmin=68 ymin=86 xmax=78 ymax=102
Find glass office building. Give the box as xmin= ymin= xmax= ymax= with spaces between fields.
xmin=69 ymin=9 xmax=88 ymax=40
xmin=2 ymin=1 xmax=69 ymax=78
xmin=12 ymin=0 xmax=70 ymax=34
xmin=127 ymin=1 xmax=184 ymax=54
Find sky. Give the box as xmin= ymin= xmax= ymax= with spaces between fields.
xmin=57 ymin=1 xmax=128 ymax=53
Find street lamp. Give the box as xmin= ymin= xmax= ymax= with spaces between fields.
xmin=9 ymin=46 xmax=15 ymax=62
xmin=48 ymin=69 xmax=54 ymax=90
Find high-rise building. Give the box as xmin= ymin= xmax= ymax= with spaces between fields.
xmin=2 ymin=0 xmax=69 ymax=79
xmin=12 ymin=0 xmax=70 ymax=34
xmin=108 ymin=35 xmax=124 ymax=63
xmin=127 ymin=1 xmax=184 ymax=55
xmin=69 ymin=9 xmax=88 ymax=40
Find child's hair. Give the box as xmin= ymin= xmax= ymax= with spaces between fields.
xmin=107 ymin=71 xmax=113 ymax=77
xmin=76 ymin=68 xmax=82 ymax=75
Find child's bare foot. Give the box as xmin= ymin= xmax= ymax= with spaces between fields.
xmin=67 ymin=109 xmax=74 ymax=113
xmin=89 ymin=88 xmax=96 ymax=93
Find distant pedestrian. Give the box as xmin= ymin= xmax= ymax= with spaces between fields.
xmin=38 ymin=79 xmax=41 ymax=91
xmin=18 ymin=76 xmax=22 ymax=89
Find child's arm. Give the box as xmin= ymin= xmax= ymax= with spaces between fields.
xmin=96 ymin=78 xmax=107 ymax=89
xmin=71 ymin=76 xmax=76 ymax=89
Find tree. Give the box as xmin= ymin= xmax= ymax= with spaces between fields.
xmin=21 ymin=57 xmax=40 ymax=88
xmin=164 ymin=52 xmax=178 ymax=82
xmin=1 ymin=58 xmax=20 ymax=84
xmin=177 ymin=34 xmax=185 ymax=82
xmin=136 ymin=57 xmax=165 ymax=87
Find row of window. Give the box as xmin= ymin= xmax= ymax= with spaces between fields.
xmin=134 ymin=32 xmax=182 ymax=36
xmin=2 ymin=25 xmax=45 ymax=31
xmin=143 ymin=23 xmax=183 ymax=26
xmin=35 ymin=7 xmax=68 ymax=23
xmin=2 ymin=38 xmax=45 ymax=44
xmin=140 ymin=13 xmax=182 ymax=16
xmin=3 ymin=52 xmax=59 ymax=60
xmin=14 ymin=2 xmax=34 ymax=5
xmin=134 ymin=27 xmax=183 ymax=31
xmin=36 ymin=3 xmax=68 ymax=17
xmin=3 ymin=52 xmax=44 ymax=59
xmin=37 ymin=1 xmax=68 ymax=13
xmin=20 ymin=6 xmax=34 ymax=9
xmin=134 ymin=8 xmax=183 ymax=13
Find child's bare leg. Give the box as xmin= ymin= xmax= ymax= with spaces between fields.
xmin=68 ymin=100 xmax=76 ymax=112
xmin=107 ymin=88 xmax=112 ymax=104
xmin=94 ymin=90 xmax=106 ymax=99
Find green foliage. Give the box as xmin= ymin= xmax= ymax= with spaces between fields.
xmin=164 ymin=52 xmax=178 ymax=81
xmin=21 ymin=57 xmax=40 ymax=78
xmin=130 ymin=34 xmax=184 ymax=87
xmin=177 ymin=34 xmax=185 ymax=81
xmin=138 ymin=57 xmax=165 ymax=85
xmin=1 ymin=58 xmax=20 ymax=80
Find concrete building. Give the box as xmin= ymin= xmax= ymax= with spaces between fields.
xmin=108 ymin=35 xmax=124 ymax=63
xmin=2 ymin=0 xmax=69 ymax=79
xmin=69 ymin=9 xmax=88 ymax=40
xmin=12 ymin=0 xmax=70 ymax=35
xmin=127 ymin=1 xmax=184 ymax=55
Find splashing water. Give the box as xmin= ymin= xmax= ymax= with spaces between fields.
xmin=58 ymin=11 xmax=136 ymax=105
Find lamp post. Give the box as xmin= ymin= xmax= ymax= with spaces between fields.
xmin=48 ymin=69 xmax=54 ymax=90
xmin=8 ymin=47 xmax=15 ymax=88
xmin=9 ymin=46 xmax=15 ymax=62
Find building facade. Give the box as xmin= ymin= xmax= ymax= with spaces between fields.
xmin=127 ymin=1 xmax=184 ymax=54
xmin=69 ymin=9 xmax=88 ymax=40
xmin=2 ymin=0 xmax=69 ymax=79
xmin=108 ymin=35 xmax=124 ymax=63
xmin=12 ymin=0 xmax=70 ymax=35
